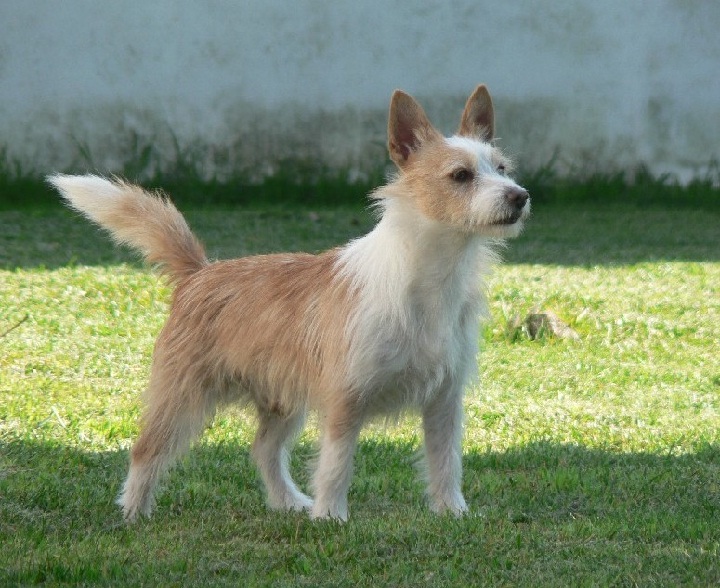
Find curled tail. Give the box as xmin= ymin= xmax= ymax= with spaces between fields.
xmin=49 ymin=174 xmax=208 ymax=283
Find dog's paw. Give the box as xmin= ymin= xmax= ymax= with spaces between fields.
xmin=430 ymin=492 xmax=468 ymax=517
xmin=286 ymin=493 xmax=314 ymax=512
xmin=268 ymin=490 xmax=314 ymax=513
xmin=117 ymin=492 xmax=154 ymax=524
xmin=310 ymin=502 xmax=349 ymax=522
xmin=119 ymin=501 xmax=152 ymax=524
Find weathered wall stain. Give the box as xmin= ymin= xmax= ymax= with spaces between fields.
xmin=0 ymin=1 xmax=718 ymax=181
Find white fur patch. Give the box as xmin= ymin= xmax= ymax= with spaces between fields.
xmin=48 ymin=174 xmax=125 ymax=222
xmin=445 ymin=136 xmax=497 ymax=175
xmin=337 ymin=196 xmax=496 ymax=412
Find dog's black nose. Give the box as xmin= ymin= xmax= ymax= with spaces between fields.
xmin=505 ymin=187 xmax=529 ymax=210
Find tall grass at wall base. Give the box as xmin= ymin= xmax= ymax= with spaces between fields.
xmin=520 ymin=159 xmax=720 ymax=209
xmin=0 ymin=149 xmax=718 ymax=210
xmin=0 ymin=159 xmax=384 ymax=211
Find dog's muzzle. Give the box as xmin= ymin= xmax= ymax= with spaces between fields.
xmin=499 ymin=187 xmax=530 ymax=224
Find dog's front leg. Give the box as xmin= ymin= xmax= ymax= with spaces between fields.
xmin=422 ymin=384 xmax=468 ymax=516
xmin=310 ymin=403 xmax=363 ymax=521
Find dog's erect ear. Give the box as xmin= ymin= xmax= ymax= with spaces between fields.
xmin=458 ymin=84 xmax=495 ymax=142
xmin=388 ymin=90 xmax=442 ymax=168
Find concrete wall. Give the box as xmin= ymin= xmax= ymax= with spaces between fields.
xmin=1 ymin=1 xmax=718 ymax=181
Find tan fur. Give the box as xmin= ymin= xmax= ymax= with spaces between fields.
xmin=158 ymin=251 xmax=354 ymax=413
xmin=458 ymin=85 xmax=495 ymax=141
xmin=48 ymin=84 xmax=530 ymax=522
xmin=49 ymin=175 xmax=208 ymax=283
xmin=388 ymin=90 xmax=443 ymax=166
xmin=126 ymin=251 xmax=356 ymax=509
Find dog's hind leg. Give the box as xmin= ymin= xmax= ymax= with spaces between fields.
xmin=117 ymin=369 xmax=215 ymax=522
xmin=252 ymin=407 xmax=313 ymax=512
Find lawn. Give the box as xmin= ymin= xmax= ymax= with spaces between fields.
xmin=1 ymin=191 xmax=719 ymax=586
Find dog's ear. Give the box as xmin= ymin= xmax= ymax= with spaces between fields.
xmin=388 ymin=90 xmax=442 ymax=168
xmin=458 ymin=84 xmax=495 ymax=142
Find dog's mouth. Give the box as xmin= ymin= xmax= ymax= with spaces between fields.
xmin=492 ymin=210 xmax=525 ymax=226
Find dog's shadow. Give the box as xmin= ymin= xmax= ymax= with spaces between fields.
xmin=1 ymin=438 xmax=717 ymax=532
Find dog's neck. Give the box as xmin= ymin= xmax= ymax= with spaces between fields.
xmin=337 ymin=195 xmax=497 ymax=318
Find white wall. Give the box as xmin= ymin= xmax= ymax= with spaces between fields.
xmin=1 ymin=1 xmax=718 ymax=181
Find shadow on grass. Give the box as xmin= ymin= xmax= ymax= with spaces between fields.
xmin=504 ymin=205 xmax=720 ymax=265
xmin=2 ymin=438 xmax=719 ymax=584
xmin=2 ymin=437 xmax=718 ymax=533
xmin=0 ymin=207 xmax=373 ymax=270
xmin=2 ymin=201 xmax=720 ymax=271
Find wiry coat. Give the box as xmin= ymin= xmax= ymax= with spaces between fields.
xmin=49 ymin=84 xmax=530 ymax=521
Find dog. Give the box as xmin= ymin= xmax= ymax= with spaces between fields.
xmin=49 ymin=85 xmax=529 ymax=522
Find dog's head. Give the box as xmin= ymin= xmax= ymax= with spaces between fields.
xmin=383 ymin=85 xmax=530 ymax=238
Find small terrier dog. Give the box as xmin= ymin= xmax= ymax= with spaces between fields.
xmin=50 ymin=85 xmax=529 ymax=522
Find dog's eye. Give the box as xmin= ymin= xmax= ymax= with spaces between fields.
xmin=497 ymin=164 xmax=506 ymax=174
xmin=451 ymin=168 xmax=474 ymax=183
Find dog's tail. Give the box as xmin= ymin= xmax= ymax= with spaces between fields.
xmin=48 ymin=174 xmax=208 ymax=283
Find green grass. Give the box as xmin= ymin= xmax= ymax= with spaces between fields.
xmin=1 ymin=194 xmax=719 ymax=586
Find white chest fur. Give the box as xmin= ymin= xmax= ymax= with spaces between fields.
xmin=336 ymin=198 xmax=497 ymax=412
